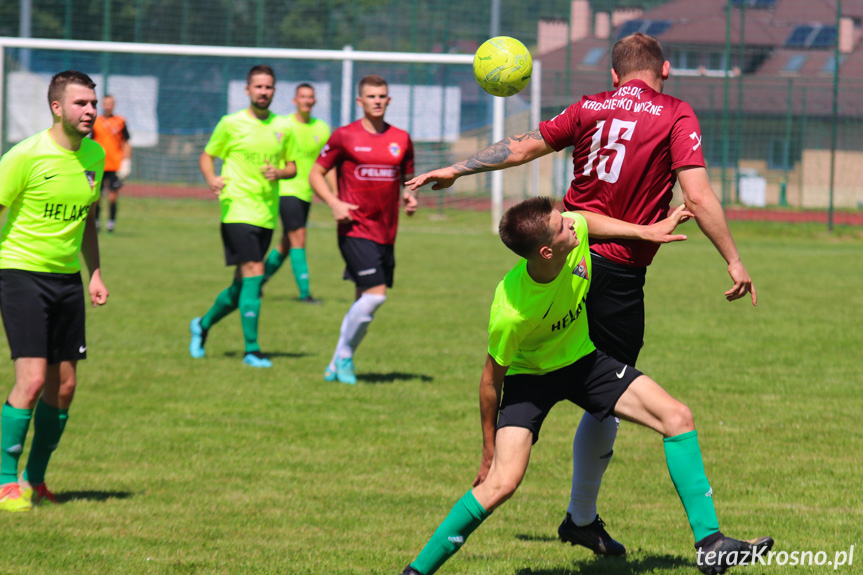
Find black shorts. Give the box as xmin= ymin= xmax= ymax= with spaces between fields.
xmin=586 ymin=252 xmax=647 ymax=366
xmin=101 ymin=171 xmax=123 ymax=192
xmin=0 ymin=269 xmax=87 ymax=363
xmin=338 ymin=236 xmax=394 ymax=288
xmin=279 ymin=196 xmax=311 ymax=231
xmin=220 ymin=223 xmax=273 ymax=266
xmin=496 ymin=350 xmax=642 ymax=444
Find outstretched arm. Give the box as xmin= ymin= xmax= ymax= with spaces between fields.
xmin=473 ymin=354 xmax=509 ymax=488
xmin=677 ymin=166 xmax=756 ymax=305
xmin=407 ymin=129 xmax=554 ymax=191
xmin=578 ymin=204 xmax=694 ymax=244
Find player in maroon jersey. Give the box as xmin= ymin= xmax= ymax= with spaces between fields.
xmin=310 ymin=74 xmax=416 ymax=385
xmin=407 ymin=33 xmax=758 ymax=574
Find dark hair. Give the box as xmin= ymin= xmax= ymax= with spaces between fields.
xmin=48 ymin=71 xmax=96 ymax=109
xmin=247 ymin=64 xmax=276 ymax=85
xmin=358 ymin=74 xmax=388 ymax=95
xmin=296 ymin=83 xmax=314 ymax=94
xmin=612 ymin=32 xmax=665 ymax=80
xmin=499 ymin=196 xmax=556 ymax=258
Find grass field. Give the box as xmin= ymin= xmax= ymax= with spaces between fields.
xmin=0 ymin=197 xmax=861 ymax=575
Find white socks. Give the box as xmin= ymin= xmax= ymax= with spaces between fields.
xmin=567 ymin=413 xmax=619 ymax=526
xmin=329 ymin=293 xmax=387 ymax=367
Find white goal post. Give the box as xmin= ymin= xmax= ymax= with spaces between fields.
xmin=0 ymin=36 xmax=541 ymax=231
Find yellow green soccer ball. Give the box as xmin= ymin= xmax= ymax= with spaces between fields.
xmin=473 ymin=36 xmax=533 ymax=97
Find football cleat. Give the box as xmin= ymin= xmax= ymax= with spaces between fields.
xmin=335 ymin=357 xmax=357 ymax=385
xmin=558 ymin=513 xmax=626 ymax=556
xmin=696 ymin=532 xmax=774 ymax=575
xmin=399 ymin=566 xmax=423 ymax=575
xmin=0 ymin=482 xmax=32 ymax=513
xmin=323 ymin=366 xmax=337 ymax=382
xmin=299 ymin=295 xmax=322 ymax=305
xmin=189 ymin=317 xmax=207 ymax=358
xmin=20 ymin=480 xmax=57 ymax=506
xmin=243 ymin=351 xmax=273 ymax=368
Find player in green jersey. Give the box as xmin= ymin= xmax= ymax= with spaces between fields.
xmin=0 ymin=71 xmax=108 ymax=512
xmin=263 ymin=83 xmax=331 ymax=303
xmin=397 ymin=197 xmax=772 ymax=575
xmin=190 ymin=65 xmax=296 ymax=368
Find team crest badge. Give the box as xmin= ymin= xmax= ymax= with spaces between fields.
xmin=85 ymin=171 xmax=97 ymax=190
xmin=572 ymin=256 xmax=589 ymax=281
xmin=274 ymin=132 xmax=283 ymax=143
xmin=388 ymin=142 xmax=401 ymax=157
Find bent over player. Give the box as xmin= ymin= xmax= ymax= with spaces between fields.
xmin=0 ymin=71 xmax=109 ymax=512
xmin=189 ymin=65 xmax=296 ymax=368
xmin=408 ymin=32 xmax=756 ymax=556
xmin=309 ymin=75 xmax=416 ymax=384
xmin=397 ymin=197 xmax=771 ymax=575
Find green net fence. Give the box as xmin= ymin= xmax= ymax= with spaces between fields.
xmin=2 ymin=0 xmax=862 ymax=222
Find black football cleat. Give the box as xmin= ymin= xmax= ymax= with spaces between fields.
xmin=399 ymin=565 xmax=423 ymax=575
xmin=558 ymin=513 xmax=626 ymax=556
xmin=696 ymin=531 xmax=775 ymax=575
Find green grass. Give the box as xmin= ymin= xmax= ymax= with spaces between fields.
xmin=1 ymin=197 xmax=861 ymax=574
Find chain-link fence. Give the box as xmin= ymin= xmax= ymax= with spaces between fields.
xmin=2 ymin=0 xmax=861 ymax=225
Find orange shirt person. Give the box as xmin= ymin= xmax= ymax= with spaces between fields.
xmin=91 ymin=95 xmax=131 ymax=233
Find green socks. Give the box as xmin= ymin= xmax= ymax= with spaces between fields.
xmin=411 ymin=490 xmax=490 ymax=575
xmin=24 ymin=399 xmax=68 ymax=486
xmin=239 ymin=275 xmax=265 ymax=353
xmin=289 ymin=248 xmax=311 ymax=299
xmin=664 ymin=430 xmax=720 ymax=542
xmin=200 ymin=275 xmax=266 ymax=353
xmin=1 ymin=402 xmax=33 ymax=485
xmin=263 ymin=248 xmax=311 ymax=299
xmin=264 ymin=248 xmax=286 ymax=279
xmin=201 ymin=278 xmax=242 ymax=330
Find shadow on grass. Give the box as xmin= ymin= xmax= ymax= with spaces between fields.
xmin=513 ymin=553 xmax=690 ymax=575
xmin=222 ymin=351 xmax=310 ymax=359
xmin=357 ymin=372 xmax=433 ymax=384
xmin=515 ymin=533 xmax=560 ymax=542
xmin=55 ymin=490 xmax=134 ymax=504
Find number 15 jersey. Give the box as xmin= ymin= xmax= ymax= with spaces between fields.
xmin=540 ymin=79 xmax=705 ymax=267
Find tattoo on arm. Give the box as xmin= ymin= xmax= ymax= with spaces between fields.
xmin=453 ymin=130 xmax=543 ymax=175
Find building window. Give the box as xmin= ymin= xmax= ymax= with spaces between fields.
xmin=582 ymin=47 xmax=605 ymax=67
xmin=784 ymin=54 xmax=807 ymax=73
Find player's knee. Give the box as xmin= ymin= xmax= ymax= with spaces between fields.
xmin=664 ymin=401 xmax=695 ymax=436
xmin=360 ymin=293 xmax=386 ymax=315
xmin=58 ymin=378 xmax=78 ymax=403
xmin=484 ymin=476 xmax=522 ymax=509
xmin=13 ymin=374 xmax=46 ymax=404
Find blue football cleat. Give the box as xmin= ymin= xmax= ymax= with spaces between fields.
xmin=323 ymin=366 xmax=337 ymax=381
xmin=243 ymin=351 xmax=273 ymax=368
xmin=335 ymin=357 xmax=357 ymax=385
xmin=189 ymin=317 xmax=207 ymax=358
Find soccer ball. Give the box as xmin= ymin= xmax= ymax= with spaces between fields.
xmin=473 ymin=36 xmax=533 ymax=97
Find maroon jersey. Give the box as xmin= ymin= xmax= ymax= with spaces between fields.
xmin=316 ymin=120 xmax=414 ymax=245
xmin=540 ymin=79 xmax=705 ymax=267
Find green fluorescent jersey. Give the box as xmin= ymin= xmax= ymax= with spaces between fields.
xmin=205 ymin=110 xmax=293 ymax=229
xmin=0 ymin=130 xmax=104 ymax=274
xmin=279 ymin=114 xmax=330 ymax=202
xmin=487 ymin=212 xmax=595 ymax=375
